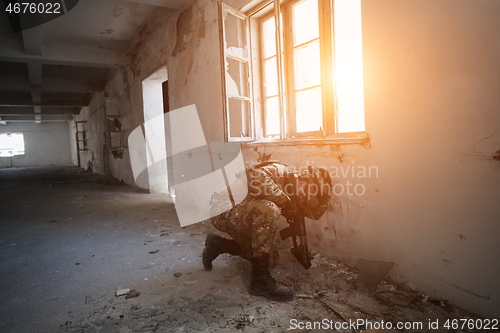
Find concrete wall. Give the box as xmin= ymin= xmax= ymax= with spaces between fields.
xmin=76 ymin=0 xmax=500 ymax=317
xmin=354 ymin=0 xmax=500 ymax=317
xmin=68 ymin=120 xmax=78 ymax=166
xmin=0 ymin=122 xmax=72 ymax=168
xmin=73 ymin=101 xmax=109 ymax=175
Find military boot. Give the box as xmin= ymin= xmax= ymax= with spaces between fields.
xmin=249 ymin=254 xmax=294 ymax=302
xmin=202 ymin=233 xmax=241 ymax=271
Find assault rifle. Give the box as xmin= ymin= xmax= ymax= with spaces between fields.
xmin=279 ymin=173 xmax=311 ymax=269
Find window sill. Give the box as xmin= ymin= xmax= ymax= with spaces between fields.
xmin=241 ymin=131 xmax=370 ymax=147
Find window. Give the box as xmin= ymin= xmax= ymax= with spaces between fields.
xmin=219 ymin=3 xmax=253 ymax=141
xmin=219 ymin=0 xmax=367 ymax=143
xmin=0 ymin=133 xmax=25 ymax=157
xmin=259 ymin=0 xmax=334 ymax=138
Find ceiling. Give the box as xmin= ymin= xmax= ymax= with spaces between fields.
xmin=0 ymin=0 xmax=194 ymax=124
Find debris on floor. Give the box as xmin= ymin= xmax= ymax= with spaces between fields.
xmin=62 ymin=250 xmax=486 ymax=333
xmin=0 ymin=167 xmax=488 ymax=333
xmin=125 ymin=290 xmax=141 ymax=299
xmin=115 ymin=288 xmax=130 ymax=297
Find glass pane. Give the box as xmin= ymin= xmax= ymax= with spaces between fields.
xmin=292 ymin=0 xmax=319 ymax=46
xmin=224 ymin=12 xmax=247 ymax=59
xmin=261 ymin=16 xmax=276 ymax=58
xmin=265 ymin=97 xmax=280 ymax=136
xmin=294 ymin=40 xmax=321 ymax=90
xmin=228 ymin=98 xmax=251 ymax=137
xmin=263 ymin=57 xmax=278 ymax=97
xmin=226 ymin=57 xmax=249 ymax=98
xmin=295 ymin=87 xmax=322 ymax=133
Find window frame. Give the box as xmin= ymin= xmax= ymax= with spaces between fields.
xmin=0 ymin=132 xmax=25 ymax=157
xmin=219 ymin=0 xmax=369 ymax=146
xmin=218 ymin=2 xmax=255 ymax=143
xmin=259 ymin=0 xmax=335 ymax=138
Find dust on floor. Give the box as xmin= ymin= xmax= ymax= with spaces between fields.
xmin=62 ymin=233 xmax=486 ymax=333
xmin=0 ymin=166 xmax=489 ymax=333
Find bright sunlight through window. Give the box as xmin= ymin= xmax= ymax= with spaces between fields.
xmin=260 ymin=0 xmax=365 ymax=138
xmin=0 ymin=133 xmax=25 ymax=157
xmin=261 ymin=0 xmax=325 ymax=137
xmin=334 ymin=0 xmax=365 ymax=133
xmin=220 ymin=0 xmax=366 ymax=142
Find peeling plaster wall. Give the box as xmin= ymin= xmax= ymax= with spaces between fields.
xmin=241 ymin=0 xmax=500 ymax=318
xmin=75 ymin=8 xmax=181 ymax=185
xmin=75 ymin=1 xmax=228 ymax=184
xmin=78 ymin=0 xmax=500 ymax=317
xmin=355 ymin=0 xmax=500 ymax=317
xmin=0 ymin=122 xmax=72 ymax=168
xmin=73 ymin=99 xmax=107 ymax=175
xmin=68 ymin=120 xmax=78 ymax=166
xmin=105 ymin=69 xmax=139 ymax=185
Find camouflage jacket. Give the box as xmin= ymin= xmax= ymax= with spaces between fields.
xmin=245 ymin=162 xmax=328 ymax=220
xmin=210 ymin=161 xmax=329 ymax=220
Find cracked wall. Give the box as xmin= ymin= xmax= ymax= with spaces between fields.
xmin=74 ymin=0 xmax=500 ymax=318
xmin=72 ymin=96 xmax=107 ymax=175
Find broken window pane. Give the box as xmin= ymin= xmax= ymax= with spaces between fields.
xmin=228 ymin=98 xmax=251 ymax=138
xmin=220 ymin=3 xmax=253 ymax=141
xmin=107 ymin=117 xmax=122 ymax=132
xmin=224 ymin=11 xmax=247 ymax=55
xmin=226 ymin=57 xmax=249 ymax=98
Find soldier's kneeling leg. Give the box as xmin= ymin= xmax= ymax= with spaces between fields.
xmin=202 ymin=233 xmax=241 ymax=271
xmin=249 ymin=253 xmax=294 ymax=302
xmin=210 ymin=199 xmax=280 ymax=261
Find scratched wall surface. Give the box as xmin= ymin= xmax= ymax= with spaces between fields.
xmin=75 ymin=0 xmax=500 ymax=317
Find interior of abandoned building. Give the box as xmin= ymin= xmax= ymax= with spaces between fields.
xmin=0 ymin=0 xmax=499 ymax=332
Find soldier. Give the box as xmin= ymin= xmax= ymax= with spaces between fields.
xmin=202 ymin=161 xmax=332 ymax=301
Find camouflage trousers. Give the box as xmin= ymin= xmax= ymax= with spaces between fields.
xmin=210 ymin=198 xmax=281 ymax=260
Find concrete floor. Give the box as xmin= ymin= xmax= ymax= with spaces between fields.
xmin=0 ymin=166 xmax=212 ymax=332
xmin=0 ymin=166 xmax=486 ymax=333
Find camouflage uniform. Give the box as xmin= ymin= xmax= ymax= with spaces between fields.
xmin=210 ymin=162 xmax=328 ymax=260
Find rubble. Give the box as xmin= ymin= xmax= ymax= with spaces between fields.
xmin=62 ymin=248 xmax=485 ymax=333
xmin=125 ymin=289 xmax=140 ymax=299
xmin=115 ymin=288 xmax=130 ymax=297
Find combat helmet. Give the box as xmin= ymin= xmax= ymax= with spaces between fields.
xmin=299 ymin=166 xmax=332 ymax=206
